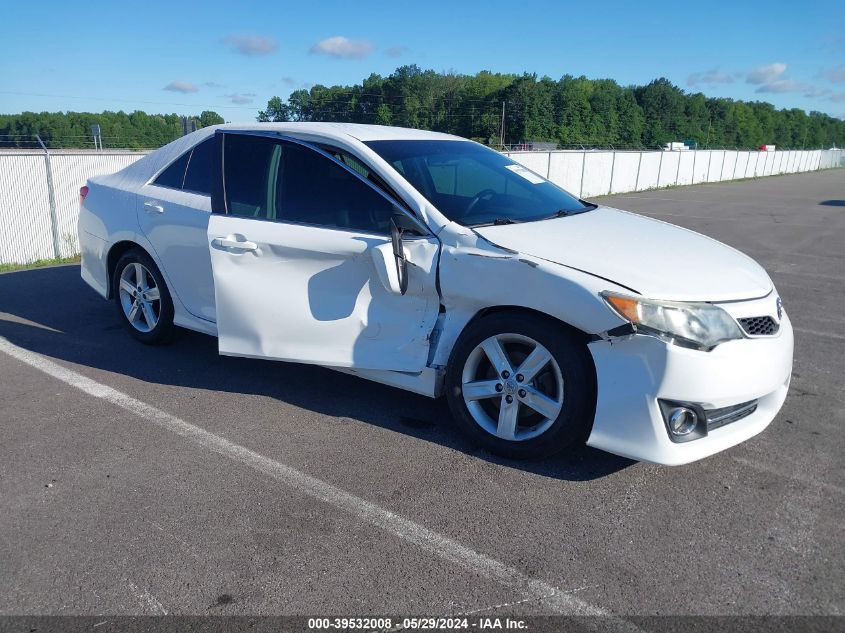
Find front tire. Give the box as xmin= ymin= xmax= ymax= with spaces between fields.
xmin=445 ymin=312 xmax=596 ymax=459
xmin=112 ymin=248 xmax=175 ymax=345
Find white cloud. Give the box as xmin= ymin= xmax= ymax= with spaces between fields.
xmin=226 ymin=93 xmax=254 ymax=104
xmin=385 ymin=45 xmax=408 ymax=59
xmin=829 ymin=92 xmax=845 ymax=103
xmin=687 ymin=69 xmax=733 ymax=86
xmin=310 ymin=36 xmax=374 ymax=59
xmin=746 ymin=63 xmax=787 ymax=85
xmin=281 ymin=76 xmax=297 ymax=86
xmin=755 ymin=79 xmax=809 ymax=93
xmin=803 ymin=86 xmax=831 ymax=98
xmin=822 ymin=65 xmax=845 ymax=83
xmin=163 ymin=81 xmax=198 ymax=93
xmin=204 ymin=81 xmax=225 ymax=89
xmin=744 ymin=63 xmax=830 ymax=98
xmin=223 ymin=34 xmax=278 ymax=56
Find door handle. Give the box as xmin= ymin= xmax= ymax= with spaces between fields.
xmin=211 ymin=237 xmax=258 ymax=252
xmin=143 ymin=201 xmax=164 ymax=214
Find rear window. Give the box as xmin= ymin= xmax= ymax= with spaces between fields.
xmin=153 ymin=138 xmax=215 ymax=195
xmin=153 ymin=151 xmax=190 ymax=189
xmin=183 ymin=138 xmax=215 ymax=194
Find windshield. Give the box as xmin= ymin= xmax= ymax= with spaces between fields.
xmin=365 ymin=140 xmax=593 ymax=226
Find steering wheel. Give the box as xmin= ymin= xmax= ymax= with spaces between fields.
xmin=464 ymin=189 xmax=497 ymax=216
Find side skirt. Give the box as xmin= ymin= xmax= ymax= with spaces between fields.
xmin=329 ymin=365 xmax=444 ymax=398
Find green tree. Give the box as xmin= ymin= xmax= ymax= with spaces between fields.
xmin=3 ymin=69 xmax=843 ymax=150
xmin=198 ymin=111 xmax=224 ymax=127
xmin=555 ymin=76 xmax=593 ymax=145
xmin=257 ymin=96 xmax=290 ymax=122
xmin=635 ymin=78 xmax=686 ymax=146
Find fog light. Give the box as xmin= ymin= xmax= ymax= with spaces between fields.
xmin=658 ymin=399 xmax=708 ymax=443
xmin=668 ymin=407 xmax=698 ymax=436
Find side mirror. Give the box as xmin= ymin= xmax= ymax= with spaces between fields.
xmin=389 ymin=216 xmax=409 ymax=295
xmin=372 ymin=212 xmax=416 ymax=295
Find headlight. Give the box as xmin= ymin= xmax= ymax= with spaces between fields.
xmin=601 ymin=291 xmax=744 ymax=350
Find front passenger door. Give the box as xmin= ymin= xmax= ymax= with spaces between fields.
xmin=208 ymin=132 xmax=441 ymax=371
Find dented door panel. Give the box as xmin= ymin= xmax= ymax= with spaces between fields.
xmin=209 ymin=215 xmax=440 ymax=371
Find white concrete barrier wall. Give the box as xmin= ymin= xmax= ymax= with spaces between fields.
xmin=609 ymin=152 xmax=639 ymax=194
xmin=0 ymin=147 xmax=842 ymax=265
xmin=707 ymin=152 xmax=723 ymax=182
xmin=0 ymin=155 xmax=54 ymax=265
xmin=581 ymin=152 xmax=614 ymax=197
xmin=506 ymin=148 xmax=843 ymax=201
xmin=637 ymin=152 xmax=661 ymax=189
xmin=548 ymin=152 xmax=583 ymax=194
xmin=0 ymin=151 xmax=149 ymax=265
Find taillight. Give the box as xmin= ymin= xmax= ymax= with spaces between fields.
xmin=79 ymin=185 xmax=89 ymax=204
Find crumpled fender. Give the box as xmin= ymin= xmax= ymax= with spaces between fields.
xmin=429 ymin=222 xmax=629 ymax=367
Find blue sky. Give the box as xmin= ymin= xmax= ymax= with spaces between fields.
xmin=2 ymin=0 xmax=844 ymax=121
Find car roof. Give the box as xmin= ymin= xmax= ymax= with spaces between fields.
xmin=93 ymin=122 xmax=465 ymax=189
xmin=212 ymin=122 xmax=462 ymax=142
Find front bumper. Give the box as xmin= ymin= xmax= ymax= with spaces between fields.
xmin=586 ymin=312 xmax=793 ymax=466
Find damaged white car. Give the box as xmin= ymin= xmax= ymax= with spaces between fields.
xmin=78 ymin=123 xmax=793 ymax=465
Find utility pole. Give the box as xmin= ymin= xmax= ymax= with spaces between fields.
xmin=500 ymin=101 xmax=505 ymax=149
xmin=36 ymin=135 xmax=62 ymax=259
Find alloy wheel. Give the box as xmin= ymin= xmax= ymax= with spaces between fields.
xmin=118 ymin=262 xmax=161 ymax=333
xmin=461 ymin=333 xmax=564 ymax=441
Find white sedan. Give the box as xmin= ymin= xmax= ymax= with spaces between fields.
xmin=78 ymin=123 xmax=793 ymax=465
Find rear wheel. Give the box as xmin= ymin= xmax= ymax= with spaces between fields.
xmin=112 ymin=248 xmax=175 ymax=344
xmin=445 ymin=312 xmax=596 ymax=459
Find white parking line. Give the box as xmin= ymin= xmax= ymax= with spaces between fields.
xmin=793 ymin=327 xmax=845 ymax=341
xmin=126 ymin=581 xmax=168 ymax=615
xmin=0 ymin=336 xmax=637 ymax=626
xmin=732 ymin=457 xmax=844 ymax=496
xmin=608 ymin=196 xmax=715 ymax=203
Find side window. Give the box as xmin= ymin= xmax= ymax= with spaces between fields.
xmin=153 ymin=151 xmax=190 ymax=189
xmin=182 ymin=138 xmax=215 ymax=195
xmin=223 ymin=135 xmax=280 ymax=218
xmin=278 ymin=143 xmax=395 ymax=233
xmin=320 ymin=145 xmax=406 ymax=207
xmin=152 ymin=137 xmax=215 ymax=194
xmin=325 ymin=148 xmax=370 ymax=178
xmin=222 ymin=135 xmax=395 ymax=233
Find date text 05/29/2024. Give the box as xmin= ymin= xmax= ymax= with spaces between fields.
xmin=307 ymin=617 xmax=528 ymax=629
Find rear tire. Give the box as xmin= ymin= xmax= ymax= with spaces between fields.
xmin=445 ymin=312 xmax=596 ymax=459
xmin=112 ymin=248 xmax=176 ymax=345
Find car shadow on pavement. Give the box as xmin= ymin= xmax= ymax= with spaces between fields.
xmin=0 ymin=265 xmax=633 ymax=482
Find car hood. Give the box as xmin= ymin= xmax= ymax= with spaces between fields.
xmin=472 ymin=206 xmax=772 ymax=302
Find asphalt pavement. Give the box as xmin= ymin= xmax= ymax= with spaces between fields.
xmin=0 ymin=169 xmax=842 ymax=622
